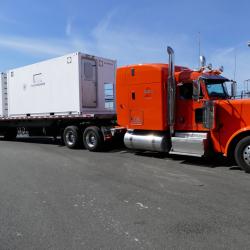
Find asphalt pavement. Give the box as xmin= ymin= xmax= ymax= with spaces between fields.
xmin=0 ymin=137 xmax=250 ymax=250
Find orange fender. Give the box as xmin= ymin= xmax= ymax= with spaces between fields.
xmin=224 ymin=126 xmax=250 ymax=156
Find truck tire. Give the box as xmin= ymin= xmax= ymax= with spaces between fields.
xmin=63 ymin=126 xmax=82 ymax=149
xmin=83 ymin=126 xmax=103 ymax=152
xmin=3 ymin=128 xmax=17 ymax=141
xmin=234 ymin=136 xmax=250 ymax=173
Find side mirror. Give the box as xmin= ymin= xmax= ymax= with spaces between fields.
xmin=203 ymin=100 xmax=215 ymax=129
xmin=231 ymin=81 xmax=237 ymax=98
xmin=193 ymin=80 xmax=201 ymax=101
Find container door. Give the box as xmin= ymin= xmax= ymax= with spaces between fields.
xmin=81 ymin=58 xmax=97 ymax=108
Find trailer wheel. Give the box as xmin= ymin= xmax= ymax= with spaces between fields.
xmin=234 ymin=136 xmax=250 ymax=173
xmin=83 ymin=126 xmax=103 ymax=152
xmin=63 ymin=126 xmax=82 ymax=149
xmin=3 ymin=128 xmax=17 ymax=141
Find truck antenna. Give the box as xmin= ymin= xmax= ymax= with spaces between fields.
xmin=234 ymin=48 xmax=237 ymax=81
xmin=198 ymin=32 xmax=201 ymax=68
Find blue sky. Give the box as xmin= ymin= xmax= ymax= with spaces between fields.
xmin=0 ymin=0 xmax=250 ymax=87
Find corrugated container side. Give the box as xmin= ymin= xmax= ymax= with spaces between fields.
xmin=0 ymin=73 xmax=8 ymax=117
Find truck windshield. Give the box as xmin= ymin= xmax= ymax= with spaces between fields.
xmin=206 ymin=82 xmax=228 ymax=98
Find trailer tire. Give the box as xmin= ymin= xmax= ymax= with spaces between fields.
xmin=234 ymin=136 xmax=250 ymax=173
xmin=83 ymin=126 xmax=103 ymax=152
xmin=3 ymin=128 xmax=17 ymax=141
xmin=63 ymin=126 xmax=82 ymax=149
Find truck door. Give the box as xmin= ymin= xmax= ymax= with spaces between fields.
xmin=176 ymin=83 xmax=205 ymax=131
xmin=81 ymin=58 xmax=97 ymax=108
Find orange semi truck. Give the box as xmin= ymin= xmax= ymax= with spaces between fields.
xmin=1 ymin=47 xmax=250 ymax=172
xmin=116 ymin=47 xmax=250 ymax=172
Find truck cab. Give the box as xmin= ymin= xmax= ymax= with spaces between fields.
xmin=116 ymin=47 xmax=250 ymax=172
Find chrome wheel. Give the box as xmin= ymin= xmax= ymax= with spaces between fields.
xmin=243 ymin=145 xmax=250 ymax=166
xmin=65 ymin=131 xmax=76 ymax=146
xmin=83 ymin=126 xmax=103 ymax=152
xmin=86 ymin=132 xmax=97 ymax=148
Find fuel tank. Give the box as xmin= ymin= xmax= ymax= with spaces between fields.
xmin=124 ymin=130 xmax=171 ymax=152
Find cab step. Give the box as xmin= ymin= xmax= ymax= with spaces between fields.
xmin=170 ymin=132 xmax=208 ymax=157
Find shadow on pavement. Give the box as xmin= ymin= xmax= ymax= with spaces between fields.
xmin=0 ymin=136 xmax=64 ymax=146
xmin=134 ymin=151 xmax=241 ymax=170
xmin=0 ymin=136 xmax=241 ymax=171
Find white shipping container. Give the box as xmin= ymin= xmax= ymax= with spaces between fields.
xmin=7 ymin=52 xmax=116 ymax=117
xmin=0 ymin=73 xmax=8 ymax=117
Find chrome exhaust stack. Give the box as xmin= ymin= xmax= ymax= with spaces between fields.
xmin=167 ymin=46 xmax=176 ymax=136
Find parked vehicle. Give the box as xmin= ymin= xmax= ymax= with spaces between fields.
xmin=0 ymin=52 xmax=118 ymax=151
xmin=116 ymin=47 xmax=250 ymax=172
xmin=1 ymin=48 xmax=250 ymax=172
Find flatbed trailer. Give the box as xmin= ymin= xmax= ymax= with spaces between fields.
xmin=0 ymin=52 xmax=124 ymax=150
xmin=0 ymin=113 xmax=125 ymax=151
